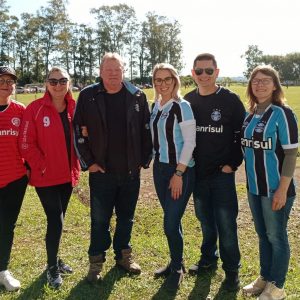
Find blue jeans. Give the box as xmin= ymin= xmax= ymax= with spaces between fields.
xmin=88 ymin=172 xmax=140 ymax=259
xmin=193 ymin=172 xmax=241 ymax=272
xmin=153 ymin=161 xmax=195 ymax=271
xmin=248 ymin=192 xmax=295 ymax=288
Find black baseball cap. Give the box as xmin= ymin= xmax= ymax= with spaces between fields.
xmin=0 ymin=66 xmax=17 ymax=80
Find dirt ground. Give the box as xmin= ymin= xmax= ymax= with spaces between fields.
xmin=77 ymin=161 xmax=300 ymax=230
xmin=139 ymin=162 xmax=300 ymax=201
xmin=139 ymin=162 xmax=300 ymax=230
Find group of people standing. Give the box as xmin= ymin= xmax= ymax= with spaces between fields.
xmin=0 ymin=52 xmax=298 ymax=300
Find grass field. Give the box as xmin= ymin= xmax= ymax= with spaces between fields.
xmin=1 ymin=85 xmax=299 ymax=299
xmin=14 ymin=84 xmax=300 ymax=120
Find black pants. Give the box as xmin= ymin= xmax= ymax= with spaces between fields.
xmin=36 ymin=182 xmax=72 ymax=267
xmin=0 ymin=175 xmax=28 ymax=271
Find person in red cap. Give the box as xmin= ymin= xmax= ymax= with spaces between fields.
xmin=0 ymin=66 xmax=28 ymax=291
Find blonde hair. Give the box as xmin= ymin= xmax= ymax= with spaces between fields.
xmin=246 ymin=65 xmax=285 ymax=113
xmin=46 ymin=66 xmax=72 ymax=96
xmin=152 ymin=63 xmax=181 ymax=101
xmin=100 ymin=52 xmax=125 ymax=73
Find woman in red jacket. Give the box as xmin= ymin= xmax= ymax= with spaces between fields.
xmin=0 ymin=66 xmax=28 ymax=292
xmin=19 ymin=67 xmax=80 ymax=289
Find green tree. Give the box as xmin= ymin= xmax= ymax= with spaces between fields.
xmin=91 ymin=4 xmax=137 ymax=62
xmin=0 ymin=0 xmax=18 ymax=66
xmin=38 ymin=0 xmax=70 ymax=76
xmin=0 ymin=0 xmax=9 ymax=64
xmin=142 ymin=13 xmax=183 ymax=75
xmin=261 ymin=53 xmax=300 ymax=82
xmin=286 ymin=53 xmax=300 ymax=81
xmin=241 ymin=45 xmax=263 ymax=79
xmin=16 ymin=13 xmax=44 ymax=82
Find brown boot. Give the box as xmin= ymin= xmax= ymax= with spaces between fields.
xmin=86 ymin=255 xmax=104 ymax=283
xmin=116 ymin=249 xmax=141 ymax=274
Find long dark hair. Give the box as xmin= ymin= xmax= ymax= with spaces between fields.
xmin=246 ymin=65 xmax=285 ymax=113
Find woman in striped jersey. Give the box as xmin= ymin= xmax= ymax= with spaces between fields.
xmin=0 ymin=66 xmax=28 ymax=291
xmin=242 ymin=65 xmax=298 ymax=300
xmin=150 ymin=63 xmax=196 ymax=290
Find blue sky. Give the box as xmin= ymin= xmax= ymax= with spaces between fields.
xmin=6 ymin=0 xmax=300 ymax=76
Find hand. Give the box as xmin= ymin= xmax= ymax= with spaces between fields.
xmin=81 ymin=126 xmax=88 ymax=137
xmin=169 ymin=174 xmax=183 ymax=200
xmin=272 ymin=188 xmax=287 ymax=211
xmin=88 ymin=163 xmax=105 ymax=173
xmin=221 ymin=165 xmax=234 ymax=173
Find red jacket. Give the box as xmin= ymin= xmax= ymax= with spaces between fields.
xmin=0 ymin=100 xmax=26 ymax=188
xmin=19 ymin=92 xmax=80 ymax=187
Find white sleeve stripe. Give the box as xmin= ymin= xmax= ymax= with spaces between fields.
xmin=178 ymin=120 xmax=196 ymax=165
xmin=282 ymin=143 xmax=299 ymax=149
xmin=179 ymin=119 xmax=195 ymax=127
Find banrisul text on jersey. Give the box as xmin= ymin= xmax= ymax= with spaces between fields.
xmin=241 ymin=104 xmax=298 ymax=197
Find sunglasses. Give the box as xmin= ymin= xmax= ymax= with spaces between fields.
xmin=194 ymin=68 xmax=215 ymax=76
xmin=47 ymin=78 xmax=69 ymax=86
xmin=0 ymin=78 xmax=16 ymax=86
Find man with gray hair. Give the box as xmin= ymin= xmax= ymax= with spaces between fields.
xmin=74 ymin=53 xmax=152 ymax=282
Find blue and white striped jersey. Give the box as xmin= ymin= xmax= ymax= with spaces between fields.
xmin=241 ymin=104 xmax=298 ymax=197
xmin=150 ymin=99 xmax=195 ymax=167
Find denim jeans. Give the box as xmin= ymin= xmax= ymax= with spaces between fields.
xmin=193 ymin=171 xmax=241 ymax=272
xmin=248 ymin=192 xmax=295 ymax=288
xmin=88 ymin=171 xmax=140 ymax=259
xmin=153 ymin=161 xmax=195 ymax=271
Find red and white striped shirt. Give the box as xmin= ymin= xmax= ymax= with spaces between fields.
xmin=0 ymin=100 xmax=26 ymax=188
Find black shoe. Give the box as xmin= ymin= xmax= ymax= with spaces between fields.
xmin=58 ymin=258 xmax=73 ymax=275
xmin=47 ymin=264 xmax=62 ymax=289
xmin=222 ymin=271 xmax=240 ymax=292
xmin=165 ymin=269 xmax=183 ymax=291
xmin=154 ymin=264 xmax=171 ymax=278
xmin=188 ymin=260 xmax=218 ymax=275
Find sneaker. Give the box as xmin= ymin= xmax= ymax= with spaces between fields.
xmin=154 ymin=264 xmax=171 ymax=278
xmin=243 ymin=276 xmax=267 ymax=296
xmin=222 ymin=271 xmax=240 ymax=292
xmin=258 ymin=282 xmax=286 ymax=300
xmin=116 ymin=249 xmax=141 ymax=275
xmin=189 ymin=260 xmax=218 ymax=275
xmin=58 ymin=258 xmax=73 ymax=275
xmin=47 ymin=264 xmax=62 ymax=289
xmin=0 ymin=270 xmax=21 ymax=291
xmin=165 ymin=269 xmax=184 ymax=291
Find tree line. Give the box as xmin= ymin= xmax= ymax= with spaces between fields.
xmin=2 ymin=0 xmax=299 ymax=86
xmin=242 ymin=45 xmax=300 ymax=84
xmin=0 ymin=0 xmax=183 ymax=86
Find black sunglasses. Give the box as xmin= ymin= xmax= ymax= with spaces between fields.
xmin=47 ymin=78 xmax=69 ymax=86
xmin=194 ymin=68 xmax=215 ymax=76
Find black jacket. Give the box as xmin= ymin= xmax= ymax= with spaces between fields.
xmin=73 ymin=80 xmax=152 ymax=172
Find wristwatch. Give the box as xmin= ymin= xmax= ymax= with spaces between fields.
xmin=175 ymin=170 xmax=184 ymax=177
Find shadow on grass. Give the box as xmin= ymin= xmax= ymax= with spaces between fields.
xmin=213 ymin=283 xmax=239 ymax=300
xmin=188 ymin=268 xmax=217 ymax=300
xmin=65 ymin=265 xmax=126 ymax=300
xmin=15 ymin=271 xmax=46 ymax=300
xmin=151 ymin=277 xmax=178 ymax=300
